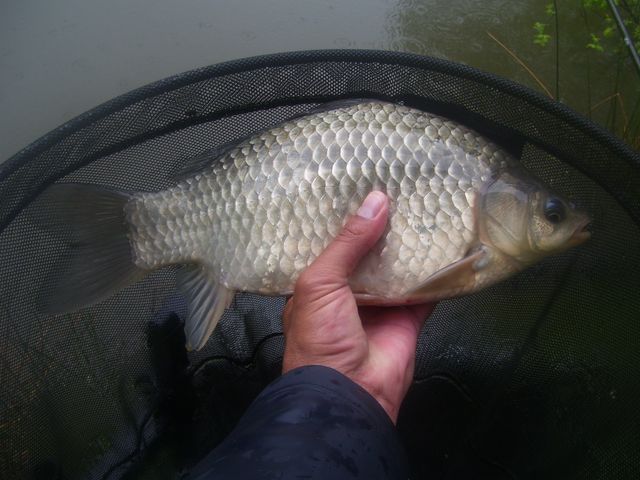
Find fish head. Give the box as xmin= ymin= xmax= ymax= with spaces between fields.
xmin=478 ymin=170 xmax=591 ymax=267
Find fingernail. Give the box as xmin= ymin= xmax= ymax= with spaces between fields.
xmin=357 ymin=191 xmax=386 ymax=219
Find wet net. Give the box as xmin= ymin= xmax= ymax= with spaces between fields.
xmin=1 ymin=50 xmax=639 ymax=479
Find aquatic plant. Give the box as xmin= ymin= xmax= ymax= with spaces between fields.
xmin=532 ymin=0 xmax=640 ymax=148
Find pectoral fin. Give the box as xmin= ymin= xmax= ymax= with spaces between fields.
xmin=406 ymin=249 xmax=486 ymax=302
xmin=177 ymin=264 xmax=235 ymax=351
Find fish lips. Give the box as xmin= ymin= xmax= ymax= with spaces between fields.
xmin=567 ymin=217 xmax=592 ymax=247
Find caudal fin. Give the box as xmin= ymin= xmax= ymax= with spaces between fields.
xmin=34 ymin=184 xmax=145 ymax=314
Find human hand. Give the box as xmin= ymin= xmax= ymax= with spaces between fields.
xmin=282 ymin=191 xmax=436 ymax=423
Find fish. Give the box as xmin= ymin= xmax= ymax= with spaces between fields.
xmin=36 ymin=100 xmax=591 ymax=350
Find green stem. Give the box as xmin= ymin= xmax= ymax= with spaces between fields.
xmin=554 ymin=0 xmax=560 ymax=100
xmin=607 ymin=0 xmax=640 ymax=77
xmin=627 ymin=89 xmax=640 ymax=124
xmin=624 ymin=90 xmax=640 ymax=144
xmin=610 ymin=59 xmax=622 ymax=134
xmin=581 ymin=1 xmax=593 ymax=118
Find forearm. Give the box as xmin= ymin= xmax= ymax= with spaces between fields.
xmin=187 ymin=365 xmax=409 ymax=480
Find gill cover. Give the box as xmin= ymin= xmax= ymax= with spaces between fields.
xmin=479 ymin=171 xmax=536 ymax=263
xmin=478 ymin=170 xmax=591 ymax=267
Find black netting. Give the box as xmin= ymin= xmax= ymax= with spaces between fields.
xmin=1 ymin=50 xmax=638 ymax=480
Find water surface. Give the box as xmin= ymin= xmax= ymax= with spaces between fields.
xmin=1 ymin=0 xmax=636 ymax=161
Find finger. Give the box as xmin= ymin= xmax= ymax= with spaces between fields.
xmin=405 ymin=302 xmax=437 ymax=330
xmin=299 ymin=191 xmax=389 ymax=292
xmin=282 ymin=297 xmax=294 ymax=331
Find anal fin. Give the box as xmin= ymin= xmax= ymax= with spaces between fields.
xmin=177 ymin=264 xmax=235 ymax=351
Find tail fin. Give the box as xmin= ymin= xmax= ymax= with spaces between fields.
xmin=34 ymin=184 xmax=145 ymax=314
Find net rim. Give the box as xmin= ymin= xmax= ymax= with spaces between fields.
xmin=2 ymin=48 xmax=638 ymax=180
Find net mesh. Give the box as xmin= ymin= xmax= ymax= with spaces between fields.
xmin=1 ymin=50 xmax=638 ymax=479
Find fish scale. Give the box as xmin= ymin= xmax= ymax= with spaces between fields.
xmin=126 ymin=101 xmax=502 ymax=297
xmin=40 ymin=100 xmax=589 ymax=350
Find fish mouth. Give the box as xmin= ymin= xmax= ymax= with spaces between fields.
xmin=568 ymin=218 xmax=592 ymax=247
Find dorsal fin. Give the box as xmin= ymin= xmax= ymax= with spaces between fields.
xmin=170 ymin=141 xmax=242 ymax=181
xmin=170 ymin=99 xmax=376 ymax=181
xmin=263 ymin=99 xmax=379 ymax=125
xmin=302 ymin=98 xmax=375 ymax=115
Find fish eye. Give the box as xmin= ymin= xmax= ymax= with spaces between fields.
xmin=544 ymin=197 xmax=566 ymax=224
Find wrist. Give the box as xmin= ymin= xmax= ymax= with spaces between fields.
xmin=351 ymin=374 xmax=401 ymax=424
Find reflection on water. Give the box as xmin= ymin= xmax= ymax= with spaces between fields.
xmin=385 ymin=0 xmax=638 ymax=147
xmin=384 ymin=0 xmax=525 ymax=58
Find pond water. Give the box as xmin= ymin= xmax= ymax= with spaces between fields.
xmin=1 ymin=0 xmax=637 ymax=162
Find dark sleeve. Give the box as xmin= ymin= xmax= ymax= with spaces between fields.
xmin=187 ymin=365 xmax=410 ymax=480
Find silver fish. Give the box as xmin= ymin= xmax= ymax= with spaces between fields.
xmin=38 ymin=100 xmax=590 ymax=350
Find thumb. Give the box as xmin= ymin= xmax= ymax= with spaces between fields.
xmin=302 ymin=191 xmax=389 ymax=288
